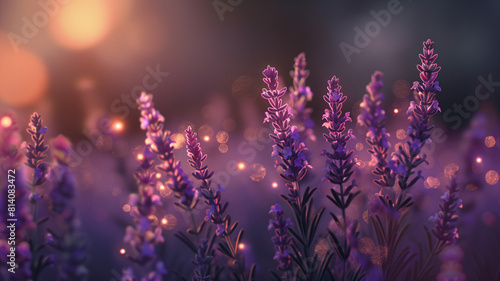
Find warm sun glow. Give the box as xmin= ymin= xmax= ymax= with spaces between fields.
xmin=272 ymin=182 xmax=278 ymax=189
xmin=0 ymin=35 xmax=48 ymax=107
xmin=137 ymin=154 xmax=144 ymax=161
xmin=476 ymin=157 xmax=482 ymax=164
xmin=238 ymin=243 xmax=245 ymax=250
xmin=394 ymin=108 xmax=399 ymax=114
xmin=120 ymin=249 xmax=126 ymax=255
xmin=1 ymin=116 xmax=12 ymax=128
xmin=238 ymin=162 xmax=246 ymax=170
xmin=161 ymin=218 xmax=168 ymax=225
xmin=49 ymin=0 xmax=112 ymax=50
xmin=156 ymin=173 xmax=162 ymax=179
xmin=113 ymin=121 xmax=123 ymax=132
xmin=203 ymin=136 xmax=210 ymax=142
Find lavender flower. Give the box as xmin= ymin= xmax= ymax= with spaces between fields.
xmin=49 ymin=136 xmax=76 ymax=217
xmin=392 ymin=39 xmax=441 ymax=193
xmin=26 ymin=112 xmax=50 ymax=196
xmin=430 ymin=177 xmax=461 ymax=246
xmin=185 ymin=126 xmax=254 ymax=281
xmin=358 ymin=71 xmax=394 ymax=187
xmin=268 ymin=204 xmax=293 ymax=273
xmin=289 ymin=53 xmax=315 ymax=142
xmin=261 ymin=65 xmax=310 ymax=196
xmin=322 ymin=76 xmax=360 ymax=280
xmin=192 ymin=238 xmax=213 ymax=281
xmin=137 ymin=92 xmax=196 ymax=208
xmin=123 ymin=146 xmax=164 ymax=266
xmin=185 ymin=127 xmax=226 ymax=236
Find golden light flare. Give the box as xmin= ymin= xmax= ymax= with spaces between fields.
xmin=161 ymin=214 xmax=177 ymax=230
xmin=237 ymin=162 xmax=246 ymax=170
xmin=120 ymin=248 xmax=126 ymax=255
xmin=393 ymin=108 xmax=399 ymax=114
xmin=424 ymin=177 xmax=440 ymax=189
xmin=355 ymin=143 xmax=364 ymax=151
xmin=0 ymin=35 xmax=48 ymax=107
xmin=218 ymin=144 xmax=228 ymax=153
xmin=49 ymin=0 xmax=112 ymax=50
xmin=476 ymin=157 xmax=482 ymax=164
xmin=136 ymin=153 xmax=144 ymax=161
xmin=122 ymin=204 xmax=131 ymax=212
xmin=249 ymin=163 xmax=266 ymax=182
xmin=171 ymin=133 xmax=186 ymax=149
xmin=485 ymin=170 xmax=499 ymax=185
xmin=203 ymin=136 xmax=210 ymax=142
xmin=1 ymin=116 xmax=12 ymax=128
xmin=444 ymin=163 xmax=459 ymax=177
xmin=113 ymin=121 xmax=123 ymax=132
xmin=272 ymin=182 xmax=278 ymax=189
xmin=485 ymin=136 xmax=496 ymax=148
xmin=216 ymin=131 xmax=229 ymax=144
xmin=238 ymin=243 xmax=245 ymax=250
xmin=396 ymin=129 xmax=406 ymax=140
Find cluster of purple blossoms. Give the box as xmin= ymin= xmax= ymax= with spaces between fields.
xmin=358 ymin=71 xmax=394 ymax=187
xmin=121 ymin=262 xmax=167 ymax=281
xmin=322 ymin=76 xmax=357 ymax=192
xmin=137 ymin=92 xmax=196 ymax=208
xmin=0 ymin=113 xmax=34 ymax=280
xmin=288 ymin=53 xmax=315 ymax=142
xmin=268 ymin=204 xmax=293 ymax=273
xmin=392 ymin=39 xmax=441 ymax=192
xmin=123 ymin=146 xmax=164 ymax=266
xmin=261 ymin=66 xmax=310 ymax=196
xmin=26 ymin=112 xmax=50 ymax=200
xmin=49 ymin=135 xmax=76 ymax=217
xmin=429 ymin=177 xmax=461 ymax=246
xmin=186 ymin=127 xmax=227 ymax=237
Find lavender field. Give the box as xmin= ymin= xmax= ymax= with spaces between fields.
xmin=1 ymin=1 xmax=500 ymax=281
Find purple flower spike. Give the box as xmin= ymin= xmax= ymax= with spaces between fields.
xmin=26 ymin=112 xmax=50 ymax=187
xmin=268 ymin=204 xmax=293 ymax=272
xmin=408 ymin=39 xmax=441 ymax=153
xmin=322 ymin=76 xmax=356 ymax=186
xmin=261 ymin=66 xmax=310 ymax=196
xmin=136 ymin=92 xmax=196 ymax=209
xmin=431 ymin=177 xmax=461 ymax=246
xmin=289 ymin=53 xmax=315 ymax=142
xmin=358 ymin=72 xmax=395 ymax=187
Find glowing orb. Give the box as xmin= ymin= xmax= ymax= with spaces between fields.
xmin=485 ymin=170 xmax=499 ymax=185
xmin=1 ymin=116 xmax=12 ymax=128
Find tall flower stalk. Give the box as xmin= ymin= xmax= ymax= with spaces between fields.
xmin=25 ymin=112 xmax=53 ymax=280
xmin=137 ymin=93 xmax=197 ymax=212
xmin=185 ymin=126 xmax=255 ymax=281
xmin=358 ymin=71 xmax=394 ymax=188
xmin=289 ymin=53 xmax=315 ymax=143
xmin=322 ymin=76 xmax=361 ymax=281
xmin=262 ymin=66 xmax=327 ymax=281
xmin=268 ymin=204 xmax=293 ymax=279
xmin=407 ymin=176 xmax=461 ymax=281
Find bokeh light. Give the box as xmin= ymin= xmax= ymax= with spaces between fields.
xmin=465 ymin=183 xmax=478 ymax=191
xmin=216 ymin=131 xmax=229 ymax=144
xmin=249 ymin=163 xmax=266 ymax=182
xmin=113 ymin=121 xmax=123 ymax=132
xmin=425 ymin=177 xmax=440 ymax=189
xmin=120 ymin=248 xmax=126 ymax=255
xmin=444 ymin=163 xmax=459 ymax=177
xmin=476 ymin=157 xmax=482 ymax=164
xmin=396 ymin=129 xmax=406 ymax=140
xmin=485 ymin=170 xmax=499 ymax=185
xmin=218 ymin=144 xmax=228 ymax=153
xmin=0 ymin=36 xmax=48 ymax=107
xmin=238 ymin=243 xmax=245 ymax=250
xmin=1 ymin=116 xmax=12 ymax=128
xmin=49 ymin=0 xmax=113 ymax=50
xmin=484 ymin=136 xmax=496 ymax=148
xmin=272 ymin=182 xmax=278 ymax=189
xmin=393 ymin=108 xmax=399 ymax=114
xmin=122 ymin=204 xmax=131 ymax=212
xmin=161 ymin=214 xmax=177 ymax=230
xmin=356 ymin=143 xmax=364 ymax=151
xmin=171 ymin=133 xmax=186 ymax=149
xmin=238 ymin=162 xmax=246 ymax=170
